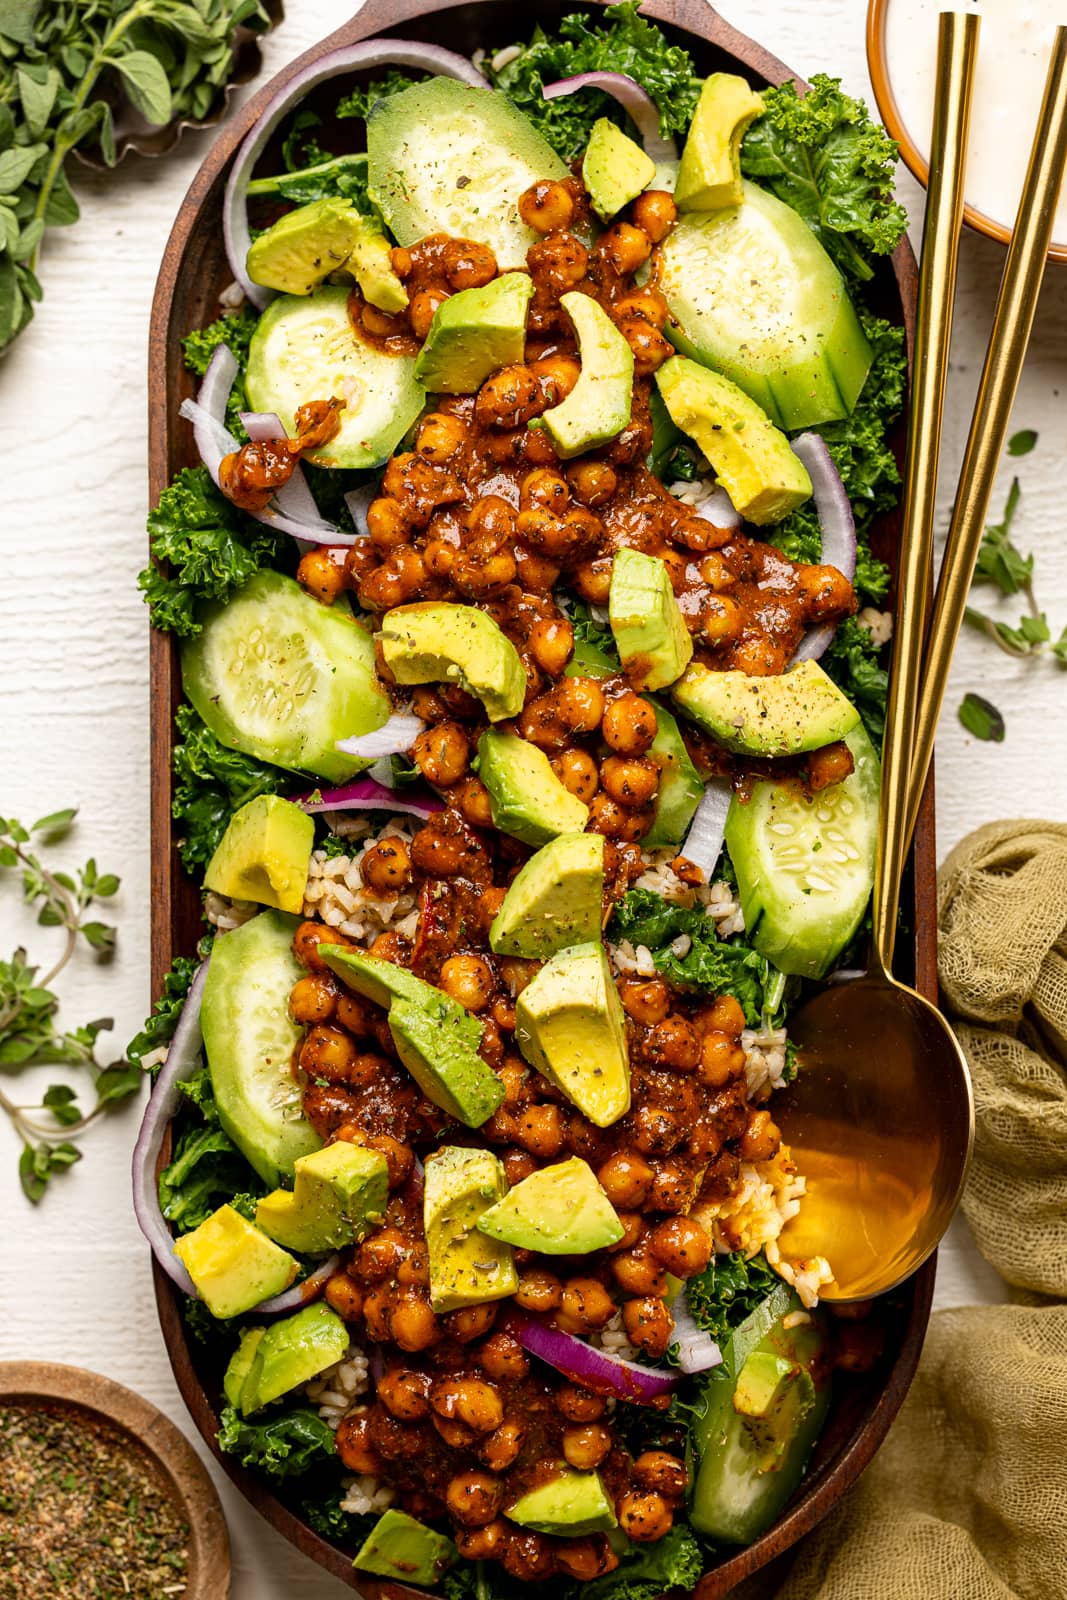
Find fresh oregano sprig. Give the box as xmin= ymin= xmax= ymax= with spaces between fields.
xmin=964 ymin=471 xmax=1067 ymax=665
xmin=0 ymin=808 xmax=140 ymax=1203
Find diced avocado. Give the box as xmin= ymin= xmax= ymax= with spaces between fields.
xmin=477 ymin=1156 xmax=624 ymax=1254
xmin=173 ymin=1205 xmax=297 ymax=1321
xmin=389 ymin=996 xmax=506 ymax=1129
xmin=354 ymin=1509 xmax=457 ymax=1587
xmin=368 ymin=77 xmax=569 ymax=271
xmin=532 ymin=292 xmax=634 ymax=460
xmin=182 ymin=570 xmax=390 ymax=784
xmin=201 ymin=910 xmax=322 ymax=1187
xmin=223 ymin=1327 xmax=264 ymax=1408
xmin=690 ymin=1289 xmax=831 ymax=1545
xmin=672 ymin=659 xmax=860 ymax=757
xmin=245 ymin=287 xmax=426 ymax=469
xmin=246 ymin=198 xmax=364 ymax=296
xmin=641 ymin=701 xmax=705 ymax=850
xmin=378 ymin=602 xmax=525 ymax=722
xmin=656 ymin=356 xmax=812 ymax=526
xmin=477 ymin=729 xmax=590 ymax=846
xmin=725 ymin=721 xmax=879 ymax=978
xmin=656 ymin=181 xmax=872 ymax=431
xmin=317 ymin=945 xmax=481 ymax=1049
xmin=424 ymin=1145 xmax=519 ymax=1312
xmin=415 ymin=272 xmax=534 ymax=394
xmin=506 ymin=1468 xmax=617 ymax=1536
xmin=203 ymin=795 xmax=314 ymax=916
xmin=675 ymin=74 xmax=765 ymax=212
xmin=582 ymin=117 xmax=656 ymax=220
xmin=239 ymin=1302 xmax=349 ymax=1416
xmin=490 ymin=832 xmax=605 ymax=959
xmin=609 ymin=547 xmax=693 ymax=691
xmin=348 ymin=210 xmax=409 ymax=314
xmin=255 ymin=1143 xmax=389 ymax=1255
xmin=515 ymin=942 xmax=630 ymax=1128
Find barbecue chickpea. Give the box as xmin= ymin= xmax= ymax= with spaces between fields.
xmin=446 ymin=1470 xmax=504 ymax=1529
xmin=296 ymin=547 xmax=345 ymax=604
xmin=557 ymin=1539 xmax=619 ymax=1581
xmin=634 ymin=1450 xmax=688 ymax=1500
xmin=807 ymin=740 xmax=854 ymax=792
xmin=587 ymin=792 xmax=631 ymax=840
xmin=357 ymin=1227 xmax=407 ymax=1283
xmin=519 ymin=178 xmax=576 ymax=233
xmin=731 ymin=633 xmax=786 ymax=675
xmin=369 ymin=930 xmax=407 ymax=963
xmin=476 ymin=364 xmax=544 ymax=429
xmin=378 ymin=1368 xmax=431 ymax=1421
xmin=360 ymin=836 xmax=413 ymax=896
xmin=343 ymin=1049 xmax=392 ymax=1090
xmin=555 ymin=1385 xmax=606 ymax=1422
xmin=479 ymin=1415 xmax=527 ymax=1471
xmin=443 ymin=238 xmax=497 ymax=289
xmin=335 ymin=1411 xmax=383 ymax=1474
xmin=367 ymin=495 xmax=410 ymax=554
xmin=514 ymin=542 xmax=561 ymax=595
xmin=612 ymin=287 xmax=669 ymax=329
xmin=500 ymin=957 xmax=539 ymax=996
xmin=617 ymin=318 xmax=674 ymax=377
xmin=574 ymin=556 xmax=614 ymax=604
xmin=648 ymin=1015 xmax=701 ymax=1072
xmin=479 ymin=1331 xmax=529 ymax=1382
xmin=698 ymin=1030 xmax=747 ymax=1087
xmin=740 ymin=1108 xmax=782 ymax=1163
xmin=456 ymin=1520 xmax=509 ymax=1560
xmin=515 ymin=1267 xmax=563 ymax=1314
xmin=619 ymin=979 xmax=671 ymax=1027
xmin=416 ymin=410 xmax=467 ymax=462
xmin=623 ymin=1296 xmax=674 ymax=1359
xmin=299 ymin=1026 xmax=359 ymax=1082
xmin=289 ymin=974 xmax=337 ymax=1025
xmin=502 ymin=1531 xmax=557 ymax=1581
xmin=390 ymin=1292 xmax=439 ymax=1352
xmin=551 ymin=748 xmax=599 ymax=803
xmin=432 ymin=1377 xmax=503 ymax=1435
xmin=324 ymin=1272 xmax=363 ymax=1321
xmin=359 ymin=548 xmax=426 ymax=611
xmin=528 ymin=616 xmax=574 ymax=677
xmin=531 ymin=354 xmax=582 ymax=404
xmin=567 ymin=459 xmax=618 ymax=506
xmin=597 ymin=1150 xmax=655 ymax=1209
xmin=649 ymin=1217 xmax=712 ymax=1278
xmin=566 ymin=1112 xmax=612 ymax=1166
xmin=502 ymin=1147 xmax=538 ymax=1185
xmin=555 ymin=676 xmax=605 ymax=733
xmin=602 ymin=692 xmax=657 ymax=755
xmin=598 ymin=220 xmax=652 ymax=275
xmin=630 ymin=1103 xmax=681 ymax=1155
xmin=528 ymin=231 xmax=589 ymax=288
xmin=557 ymin=1277 xmax=615 ymax=1334
xmin=701 ymin=994 xmax=747 ymax=1039
xmin=631 ymin=189 xmax=677 ymax=242
xmin=362 ymin=1287 xmax=393 ymax=1341
xmin=293 ymin=920 xmax=349 ymax=972
xmin=611 ymin=1246 xmax=668 ymax=1298
xmin=444 ymin=1310 xmax=499 ymax=1354
xmin=701 ymin=594 xmax=744 ymax=645
xmin=647 ymin=1160 xmax=691 ymax=1213
xmin=439 ymin=954 xmax=494 ymax=1012
xmin=601 ymin=756 xmax=659 ymax=809
xmin=521 ymin=467 xmax=570 ymax=513
xmin=409 ymin=287 xmax=449 ymax=340
xmin=453 ymin=775 xmax=494 ymax=830
xmin=413 ymin=721 xmax=469 ymax=788
xmin=797 ymin=562 xmax=854 ymax=620
xmin=514 ymin=1102 xmax=565 ymax=1159
xmin=619 ymin=1490 xmax=673 ymax=1542
xmin=611 ymin=1211 xmax=647 ymax=1252
xmin=562 ymin=1423 xmax=613 ymax=1471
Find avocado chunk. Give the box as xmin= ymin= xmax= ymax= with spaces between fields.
xmin=378 ymin=602 xmax=525 ymax=722
xmin=477 ymin=729 xmax=590 ymax=846
xmin=641 ymin=701 xmax=704 ymax=850
xmin=675 ymin=74 xmax=765 ymax=212
xmin=389 ymin=996 xmax=506 ymax=1129
xmin=203 ymin=795 xmax=315 ymax=916
xmin=223 ymin=1328 xmax=265 ymax=1408
xmin=317 ymin=945 xmax=481 ymax=1048
xmin=515 ymin=942 xmax=630 ymax=1128
xmin=477 ymin=1156 xmax=624 ymax=1254
xmin=246 ymin=198 xmax=364 ymax=296
xmin=609 ymin=548 xmax=693 ymax=692
xmin=348 ymin=210 xmax=409 ymax=314
xmin=173 ymin=1205 xmax=298 ymax=1321
xmin=672 ymin=659 xmax=860 ymax=757
xmin=532 ymin=292 xmax=634 ymax=459
xmin=657 ymin=181 xmax=872 ymax=431
xmin=490 ymin=832 xmax=604 ymax=960
xmin=239 ymin=1301 xmax=349 ymax=1416
xmin=202 ymin=910 xmax=322 ymax=1187
xmin=506 ymin=1468 xmax=617 ymax=1536
xmin=354 ymin=1509 xmax=457 ymax=1587
xmin=255 ymin=1143 xmax=389 ymax=1254
xmin=690 ymin=1288 xmax=831 ymax=1545
xmin=424 ymin=1145 xmax=519 ymax=1312
xmin=582 ymin=117 xmax=657 ymax=220
xmin=656 ymin=356 xmax=812 ymax=526
xmin=415 ymin=272 xmax=534 ymax=394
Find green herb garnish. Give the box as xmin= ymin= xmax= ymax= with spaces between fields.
xmin=958 ymin=692 xmax=1005 ymax=743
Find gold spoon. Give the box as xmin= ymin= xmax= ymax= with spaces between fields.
xmin=776 ymin=15 xmax=1067 ymax=1299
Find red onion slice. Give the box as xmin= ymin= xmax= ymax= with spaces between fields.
xmin=790 ymin=433 xmax=857 ymax=664
xmin=224 ymin=41 xmax=487 ymax=310
xmin=241 ymin=409 xmax=286 ymax=442
xmin=344 ymin=483 xmax=377 ymax=537
xmin=692 ymin=483 xmax=742 ymax=531
xmin=239 ymin=409 xmax=343 ymax=537
xmin=681 ymin=777 xmax=733 ymax=878
xmin=542 ymin=72 xmax=678 ymax=162
xmin=669 ymin=1295 xmax=723 ymax=1375
xmin=253 ymin=1253 xmax=341 ymax=1315
xmin=512 ymin=1313 xmax=679 ymax=1404
xmin=336 ymin=713 xmax=425 ymax=760
xmin=295 ymin=775 xmax=444 ymax=819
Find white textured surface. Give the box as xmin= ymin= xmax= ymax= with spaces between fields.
xmin=0 ymin=3 xmax=1063 ymax=1594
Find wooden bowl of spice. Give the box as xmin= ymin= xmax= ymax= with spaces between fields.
xmin=0 ymin=1362 xmax=230 ymax=1599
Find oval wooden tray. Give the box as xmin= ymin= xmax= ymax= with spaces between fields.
xmin=147 ymin=2 xmax=936 ymax=1595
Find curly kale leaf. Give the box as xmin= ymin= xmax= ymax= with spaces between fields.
xmin=583 ymin=1526 xmax=704 ymax=1600
xmin=336 ymin=66 xmax=429 ymax=122
xmin=741 ymin=74 xmax=908 ymax=285
xmin=822 ymin=617 xmax=890 ymax=745
xmin=171 ymin=703 xmax=290 ymax=872
xmin=158 ymin=1121 xmax=259 ymax=1233
xmin=488 ymin=2 xmax=701 ymax=162
xmin=685 ymin=1251 xmax=782 ymax=1347
xmin=217 ymin=1404 xmax=336 ymax=1480
xmin=127 ymin=950 xmax=204 ymax=1070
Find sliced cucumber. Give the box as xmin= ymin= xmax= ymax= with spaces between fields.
xmin=656 ymin=180 xmax=872 ymax=431
xmin=181 ymin=569 xmax=390 ymax=784
xmin=367 ymin=77 xmax=569 ymax=270
xmin=724 ymin=723 xmax=879 ymax=979
xmin=201 ymin=910 xmax=322 ymax=1187
xmin=245 ymin=287 xmax=424 ymax=469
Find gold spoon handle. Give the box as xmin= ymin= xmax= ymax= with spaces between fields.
xmin=872 ymin=10 xmax=979 ymax=973
xmin=904 ymin=25 xmax=1067 ymax=848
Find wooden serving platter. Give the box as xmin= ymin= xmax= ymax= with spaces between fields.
xmin=147 ymin=2 xmax=936 ymax=1594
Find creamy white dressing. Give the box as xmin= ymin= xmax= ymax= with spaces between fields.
xmin=883 ymin=0 xmax=1067 ymax=246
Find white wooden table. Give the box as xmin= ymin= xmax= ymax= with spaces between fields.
xmin=0 ymin=2 xmax=1062 ymax=1593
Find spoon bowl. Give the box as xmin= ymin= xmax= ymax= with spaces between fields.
xmin=775 ymin=974 xmax=974 ymax=1300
